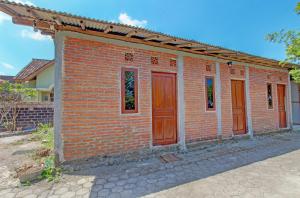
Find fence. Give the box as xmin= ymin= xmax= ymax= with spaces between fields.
xmin=0 ymin=102 xmax=54 ymax=132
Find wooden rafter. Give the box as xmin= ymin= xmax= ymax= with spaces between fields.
xmin=26 ymin=8 xmax=41 ymax=20
xmin=191 ymin=47 xmax=208 ymax=51
xmin=80 ymin=20 xmax=85 ymax=30
xmin=160 ymin=38 xmax=177 ymax=44
xmin=126 ymin=30 xmax=138 ymax=37
xmin=144 ymin=35 xmax=159 ymax=41
xmin=176 ymin=43 xmax=193 ymax=48
xmin=12 ymin=16 xmax=50 ymax=30
xmin=104 ymin=25 xmax=113 ymax=33
xmin=0 ymin=4 xmax=19 ymax=17
xmin=52 ymin=16 xmax=62 ymax=25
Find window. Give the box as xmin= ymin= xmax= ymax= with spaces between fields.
xmin=41 ymin=92 xmax=50 ymax=102
xmin=121 ymin=68 xmax=138 ymax=113
xmin=267 ymin=83 xmax=273 ymax=109
xmin=205 ymin=76 xmax=215 ymax=110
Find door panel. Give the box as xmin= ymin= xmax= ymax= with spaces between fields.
xmin=152 ymin=72 xmax=177 ymax=145
xmin=277 ymin=84 xmax=287 ymax=128
xmin=231 ymin=80 xmax=246 ymax=135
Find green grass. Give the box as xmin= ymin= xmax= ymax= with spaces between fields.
xmin=30 ymin=124 xmax=60 ymax=182
xmin=32 ymin=123 xmax=54 ymax=151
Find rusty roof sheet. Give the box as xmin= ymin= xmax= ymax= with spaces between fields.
xmin=0 ymin=0 xmax=295 ymax=69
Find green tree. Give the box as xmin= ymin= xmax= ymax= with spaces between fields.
xmin=266 ymin=2 xmax=300 ymax=83
xmin=0 ymin=81 xmax=36 ymax=131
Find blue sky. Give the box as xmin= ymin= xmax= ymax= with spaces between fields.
xmin=0 ymin=0 xmax=299 ymax=76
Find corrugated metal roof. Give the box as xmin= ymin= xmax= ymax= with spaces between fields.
xmin=0 ymin=0 xmax=294 ymax=68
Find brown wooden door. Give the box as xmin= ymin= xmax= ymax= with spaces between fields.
xmin=231 ymin=80 xmax=246 ymax=135
xmin=152 ymin=72 xmax=177 ymax=145
xmin=277 ymin=84 xmax=287 ymax=128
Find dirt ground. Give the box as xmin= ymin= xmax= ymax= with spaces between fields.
xmin=0 ymin=134 xmax=41 ymax=188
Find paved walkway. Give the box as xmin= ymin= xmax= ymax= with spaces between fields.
xmin=1 ymin=131 xmax=300 ymax=198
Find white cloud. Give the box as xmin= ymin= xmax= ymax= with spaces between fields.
xmin=1 ymin=62 xmax=15 ymax=70
xmin=21 ymin=29 xmax=51 ymax=41
xmin=9 ymin=0 xmax=35 ymax=6
xmin=118 ymin=13 xmax=147 ymax=28
xmin=0 ymin=12 xmax=11 ymax=24
xmin=0 ymin=71 xmax=7 ymax=75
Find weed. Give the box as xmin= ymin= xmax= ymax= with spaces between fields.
xmin=32 ymin=123 xmax=54 ymax=151
xmin=41 ymin=156 xmax=61 ymax=182
xmin=21 ymin=180 xmax=31 ymax=186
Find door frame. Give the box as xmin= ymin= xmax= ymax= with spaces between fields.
xmin=151 ymin=71 xmax=178 ymax=147
xmin=277 ymin=83 xmax=288 ymax=129
xmin=231 ymin=79 xmax=247 ymax=135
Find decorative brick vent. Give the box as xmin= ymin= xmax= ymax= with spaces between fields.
xmin=125 ymin=53 xmax=133 ymax=62
xmin=230 ymin=68 xmax=235 ymax=74
xmin=267 ymin=74 xmax=271 ymax=79
xmin=151 ymin=56 xmax=158 ymax=65
xmin=170 ymin=58 xmax=177 ymax=67
xmin=279 ymin=76 xmax=282 ymax=81
xmin=206 ymin=65 xmax=212 ymax=72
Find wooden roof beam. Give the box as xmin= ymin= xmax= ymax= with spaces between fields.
xmin=160 ymin=38 xmax=177 ymax=44
xmin=80 ymin=20 xmax=85 ymax=30
xmin=191 ymin=47 xmax=208 ymax=51
xmin=104 ymin=25 xmax=113 ymax=33
xmin=0 ymin=4 xmax=19 ymax=17
xmin=176 ymin=43 xmax=193 ymax=48
xmin=26 ymin=8 xmax=41 ymax=20
xmin=144 ymin=35 xmax=160 ymax=41
xmin=52 ymin=16 xmax=62 ymax=25
xmin=126 ymin=30 xmax=138 ymax=37
xmin=12 ymin=16 xmax=50 ymax=30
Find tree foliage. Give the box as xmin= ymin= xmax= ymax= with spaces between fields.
xmin=0 ymin=81 xmax=36 ymax=132
xmin=266 ymin=2 xmax=300 ymax=83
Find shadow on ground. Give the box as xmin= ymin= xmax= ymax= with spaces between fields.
xmin=63 ymin=131 xmax=300 ymax=198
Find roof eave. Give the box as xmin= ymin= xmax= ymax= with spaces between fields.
xmin=0 ymin=0 xmax=295 ymax=69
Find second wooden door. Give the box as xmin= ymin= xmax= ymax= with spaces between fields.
xmin=152 ymin=72 xmax=177 ymax=146
xmin=277 ymin=84 xmax=287 ymax=128
xmin=231 ymin=80 xmax=246 ymax=135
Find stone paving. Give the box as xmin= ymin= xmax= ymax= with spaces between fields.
xmin=1 ymin=131 xmax=300 ymax=198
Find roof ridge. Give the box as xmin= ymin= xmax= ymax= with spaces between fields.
xmin=32 ymin=58 xmax=53 ymax=62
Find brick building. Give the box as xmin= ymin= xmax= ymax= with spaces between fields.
xmin=0 ymin=1 xmax=296 ymax=162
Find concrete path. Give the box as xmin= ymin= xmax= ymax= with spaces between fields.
xmin=1 ymin=131 xmax=300 ymax=198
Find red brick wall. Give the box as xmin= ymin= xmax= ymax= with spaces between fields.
xmin=62 ymin=37 xmax=177 ymax=160
xmin=184 ymin=57 xmax=218 ymax=142
xmin=61 ymin=35 xmax=290 ymax=161
xmin=250 ymin=67 xmax=289 ymax=133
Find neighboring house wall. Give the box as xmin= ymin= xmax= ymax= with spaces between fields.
xmin=56 ymin=34 xmax=291 ymax=161
xmin=36 ymin=65 xmax=54 ymax=102
xmin=15 ymin=59 xmax=55 ymax=102
xmin=36 ymin=64 xmax=54 ymax=89
xmin=291 ymin=81 xmax=300 ymax=124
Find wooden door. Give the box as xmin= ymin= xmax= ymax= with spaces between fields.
xmin=231 ymin=80 xmax=246 ymax=135
xmin=152 ymin=72 xmax=177 ymax=145
xmin=277 ymin=84 xmax=287 ymax=128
